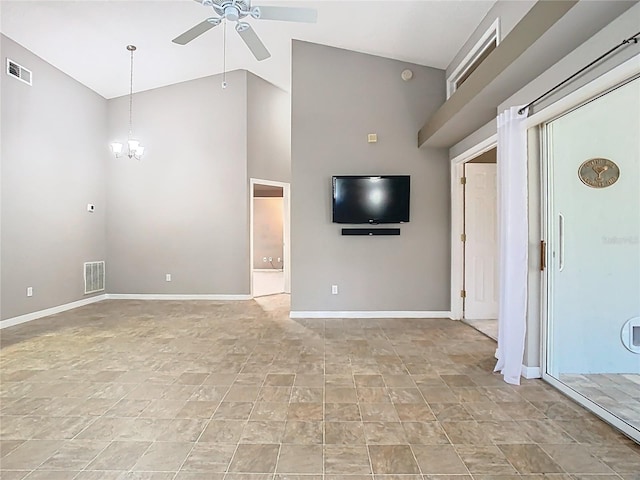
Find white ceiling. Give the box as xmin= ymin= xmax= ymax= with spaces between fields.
xmin=0 ymin=0 xmax=496 ymax=99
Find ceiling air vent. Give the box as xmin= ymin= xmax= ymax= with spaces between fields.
xmin=6 ymin=58 xmax=32 ymax=85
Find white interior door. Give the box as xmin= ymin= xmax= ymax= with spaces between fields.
xmin=464 ymin=163 xmax=498 ymax=319
xmin=546 ymin=78 xmax=640 ymax=377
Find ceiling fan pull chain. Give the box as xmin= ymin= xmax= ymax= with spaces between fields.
xmin=222 ymin=19 xmax=227 ymax=89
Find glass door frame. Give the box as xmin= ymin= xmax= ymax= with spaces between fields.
xmin=538 ymin=76 xmax=640 ymax=443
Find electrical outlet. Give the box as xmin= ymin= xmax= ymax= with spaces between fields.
xmin=277 ymin=257 xmax=281 ymax=262
xmin=263 ymin=257 xmax=267 ymax=262
xmin=26 ymin=286 xmax=33 ymax=297
xmin=268 ymin=257 xmax=273 ymax=262
xmin=165 ymin=274 xmax=172 ymax=282
xmin=331 ymin=285 xmax=338 ymax=295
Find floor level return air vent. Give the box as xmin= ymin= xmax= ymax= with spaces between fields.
xmin=6 ymin=58 xmax=32 ymax=85
xmin=84 ymin=261 xmax=105 ymax=294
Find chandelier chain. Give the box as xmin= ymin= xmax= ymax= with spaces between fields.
xmin=110 ymin=44 xmax=144 ymax=160
xmin=128 ymin=47 xmax=134 ymax=139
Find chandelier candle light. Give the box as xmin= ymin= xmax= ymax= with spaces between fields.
xmin=110 ymin=45 xmax=145 ymax=160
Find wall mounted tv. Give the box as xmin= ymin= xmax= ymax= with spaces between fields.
xmin=332 ymin=175 xmax=410 ymax=224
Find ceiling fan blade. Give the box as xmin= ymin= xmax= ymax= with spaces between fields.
xmin=236 ymin=23 xmax=271 ymax=61
xmin=254 ymin=6 xmax=317 ymax=23
xmin=172 ymin=18 xmax=220 ymax=45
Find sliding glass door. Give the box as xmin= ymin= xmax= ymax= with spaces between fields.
xmin=544 ymin=77 xmax=640 ymax=439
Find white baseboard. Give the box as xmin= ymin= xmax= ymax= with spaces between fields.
xmin=1 ymin=293 xmax=253 ymax=329
xmin=521 ymin=365 xmax=542 ymax=379
xmin=290 ymin=311 xmax=451 ymax=319
xmin=495 ymin=348 xmax=542 ymax=379
xmin=106 ymin=294 xmax=252 ymax=301
xmin=0 ymin=294 xmax=107 ymax=329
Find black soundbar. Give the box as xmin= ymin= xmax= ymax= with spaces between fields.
xmin=341 ymin=228 xmax=400 ymax=236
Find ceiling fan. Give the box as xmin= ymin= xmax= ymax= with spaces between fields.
xmin=173 ymin=0 xmax=317 ymax=61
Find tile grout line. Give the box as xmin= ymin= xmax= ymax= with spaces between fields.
xmin=28 ymin=392 xmax=122 ymax=477
xmin=169 ymin=356 xmax=239 ymax=478
xmin=364 ymin=322 xmax=382 ymax=478
xmin=218 ymin=342 xmax=271 ymax=477
xmin=322 ymin=318 xmax=326 ymax=480
xmin=385 ymin=322 xmax=474 ymax=479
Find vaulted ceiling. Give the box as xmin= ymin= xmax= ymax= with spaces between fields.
xmin=0 ymin=0 xmax=496 ymax=99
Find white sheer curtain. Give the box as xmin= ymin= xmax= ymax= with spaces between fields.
xmin=494 ymin=105 xmax=529 ymax=385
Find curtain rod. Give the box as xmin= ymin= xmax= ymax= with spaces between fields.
xmin=518 ymin=30 xmax=640 ymax=115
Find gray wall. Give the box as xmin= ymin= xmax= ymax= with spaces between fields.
xmin=247 ymin=72 xmax=291 ymax=183
xmin=106 ymin=70 xmax=250 ymax=295
xmin=468 ymin=148 xmax=496 ymax=163
xmin=291 ymin=41 xmax=450 ymax=312
xmin=1 ymin=34 xmax=108 ymax=320
xmin=449 ymin=119 xmax=495 ymax=160
xmin=1 ymin=43 xmax=292 ymax=308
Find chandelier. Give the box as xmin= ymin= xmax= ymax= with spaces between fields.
xmin=110 ymin=45 xmax=145 ymax=160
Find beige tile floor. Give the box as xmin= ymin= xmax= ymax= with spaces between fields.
xmin=462 ymin=320 xmax=497 ymax=342
xmin=252 ymin=271 xmax=285 ymax=298
xmin=1 ymin=295 xmax=639 ymax=479
xmin=560 ymin=374 xmax=640 ymax=430
xmin=462 ymin=322 xmax=640 ymax=433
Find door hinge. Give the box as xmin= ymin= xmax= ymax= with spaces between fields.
xmin=540 ymin=240 xmax=546 ymax=271
xmin=461 ymin=233 xmax=466 ymax=242
xmin=460 ymin=290 xmax=466 ymax=298
xmin=460 ymin=176 xmax=467 ymax=185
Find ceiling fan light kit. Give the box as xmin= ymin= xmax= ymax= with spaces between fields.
xmin=173 ymin=0 xmax=317 ymax=63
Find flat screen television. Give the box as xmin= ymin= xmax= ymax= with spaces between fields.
xmin=332 ymin=175 xmax=410 ymax=224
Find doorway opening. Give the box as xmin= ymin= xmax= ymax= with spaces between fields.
xmin=462 ymin=148 xmax=498 ymax=340
xmin=250 ymin=179 xmax=290 ymax=298
xmin=450 ymin=142 xmax=498 ymax=341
